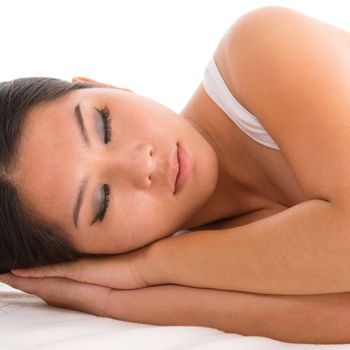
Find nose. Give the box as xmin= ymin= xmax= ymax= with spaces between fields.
xmin=88 ymin=144 xmax=156 ymax=189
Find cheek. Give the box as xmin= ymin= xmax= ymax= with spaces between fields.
xmin=120 ymin=104 xmax=175 ymax=141
xmin=108 ymin=191 xmax=173 ymax=251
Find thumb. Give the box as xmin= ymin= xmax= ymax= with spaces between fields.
xmin=12 ymin=260 xmax=85 ymax=281
xmin=11 ymin=254 xmax=146 ymax=290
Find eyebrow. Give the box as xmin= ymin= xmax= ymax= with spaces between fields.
xmin=72 ymin=103 xmax=91 ymax=228
xmin=74 ymin=103 xmax=91 ymax=148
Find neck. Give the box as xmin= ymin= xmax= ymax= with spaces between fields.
xmin=176 ymin=85 xmax=267 ymax=231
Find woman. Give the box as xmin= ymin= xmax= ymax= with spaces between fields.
xmin=1 ymin=6 xmax=350 ymax=344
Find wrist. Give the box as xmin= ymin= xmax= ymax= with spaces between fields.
xmin=138 ymin=239 xmax=168 ymax=287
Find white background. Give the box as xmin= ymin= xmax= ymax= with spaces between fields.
xmin=1 ymin=0 xmax=349 ymax=113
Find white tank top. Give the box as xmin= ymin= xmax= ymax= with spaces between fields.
xmin=172 ymin=57 xmax=280 ymax=238
xmin=202 ymin=57 xmax=280 ymax=151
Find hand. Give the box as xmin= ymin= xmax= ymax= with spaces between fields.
xmin=0 ymin=272 xmax=222 ymax=331
xmin=0 ymin=273 xmax=112 ymax=317
xmin=10 ymin=246 xmax=150 ymax=290
xmin=0 ymin=272 xmax=249 ymax=336
xmin=0 ymin=273 xmax=216 ymax=329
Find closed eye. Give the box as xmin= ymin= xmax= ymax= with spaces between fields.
xmin=95 ymin=106 xmax=111 ymax=143
xmin=91 ymin=184 xmax=110 ymax=224
xmin=91 ymin=105 xmax=112 ymax=224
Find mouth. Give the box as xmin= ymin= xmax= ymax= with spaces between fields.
xmin=174 ymin=144 xmax=181 ymax=194
xmin=174 ymin=142 xmax=190 ymax=195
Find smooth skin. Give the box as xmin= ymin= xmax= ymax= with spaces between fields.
xmin=2 ymin=271 xmax=350 ymax=344
xmin=9 ymin=80 xmax=220 ymax=254
xmin=3 ymin=6 xmax=350 ymax=344
xmin=4 ymin=202 xmax=350 ymax=344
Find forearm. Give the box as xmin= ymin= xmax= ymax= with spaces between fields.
xmin=106 ymin=285 xmax=350 ymax=344
xmin=145 ymin=200 xmax=350 ymax=295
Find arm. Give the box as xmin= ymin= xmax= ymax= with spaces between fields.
xmin=146 ymin=199 xmax=350 ymax=295
xmin=3 ymin=273 xmax=350 ymax=344
xmin=107 ymin=285 xmax=350 ymax=344
xmin=141 ymin=8 xmax=350 ymax=296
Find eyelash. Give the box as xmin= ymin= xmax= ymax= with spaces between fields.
xmin=96 ymin=105 xmax=111 ymax=222
xmin=99 ymin=184 xmax=110 ymax=222
xmin=99 ymin=106 xmax=112 ymax=144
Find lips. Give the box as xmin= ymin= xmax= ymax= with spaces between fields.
xmin=174 ymin=145 xmax=180 ymax=193
xmin=170 ymin=143 xmax=179 ymax=194
xmin=174 ymin=142 xmax=190 ymax=194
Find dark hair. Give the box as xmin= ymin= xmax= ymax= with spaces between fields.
xmin=0 ymin=77 xmax=97 ymax=274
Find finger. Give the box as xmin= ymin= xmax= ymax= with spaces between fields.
xmin=0 ymin=273 xmax=33 ymax=291
xmin=0 ymin=273 xmax=53 ymax=301
xmin=12 ymin=255 xmax=146 ymax=290
xmin=0 ymin=272 xmax=62 ymax=297
xmin=12 ymin=260 xmax=84 ymax=280
xmin=0 ymin=273 xmax=112 ymax=317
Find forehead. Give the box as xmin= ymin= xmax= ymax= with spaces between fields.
xmin=11 ymin=88 xmax=89 ymax=229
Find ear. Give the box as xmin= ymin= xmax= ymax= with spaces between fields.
xmin=72 ymin=76 xmax=133 ymax=93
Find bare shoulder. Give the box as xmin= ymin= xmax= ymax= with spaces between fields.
xmin=212 ymin=6 xmax=350 ymax=209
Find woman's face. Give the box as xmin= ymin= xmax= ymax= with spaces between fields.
xmin=12 ymin=84 xmax=219 ymax=254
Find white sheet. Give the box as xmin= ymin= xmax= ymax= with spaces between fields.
xmin=1 ymin=282 xmax=350 ymax=350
